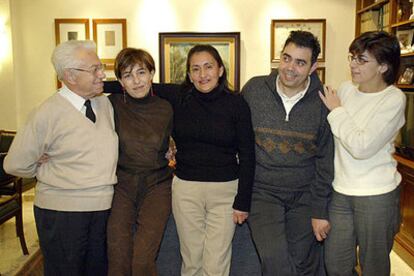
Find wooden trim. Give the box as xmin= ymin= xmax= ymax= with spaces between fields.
xmin=54 ymin=18 xmax=90 ymax=46
xmin=395 ymin=154 xmax=414 ymax=169
xmin=14 ymin=248 xmax=43 ymax=276
xmin=357 ymin=0 xmax=389 ymax=14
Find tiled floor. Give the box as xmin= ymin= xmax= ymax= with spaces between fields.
xmin=0 ymin=188 xmax=39 ymax=276
xmin=0 ymin=188 xmax=413 ymax=275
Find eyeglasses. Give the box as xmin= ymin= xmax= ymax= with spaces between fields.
xmin=348 ymin=55 xmax=374 ymax=65
xmin=68 ymin=64 xmax=106 ymax=75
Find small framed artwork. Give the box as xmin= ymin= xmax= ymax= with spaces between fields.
xmin=159 ymin=32 xmax=241 ymax=91
xmin=55 ymin=19 xmax=90 ymax=88
xmin=398 ymin=67 xmax=414 ymax=85
xmin=93 ymin=19 xmax=127 ymax=69
xmin=316 ymin=67 xmax=326 ymax=84
xmin=396 ymin=29 xmax=414 ymax=52
xmin=55 ymin=18 xmax=90 ymax=45
xmin=271 ymin=19 xmax=326 ymax=62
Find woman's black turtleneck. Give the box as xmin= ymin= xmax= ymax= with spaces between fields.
xmin=104 ymin=81 xmax=255 ymax=212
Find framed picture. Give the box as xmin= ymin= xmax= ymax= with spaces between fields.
xmin=396 ymin=29 xmax=414 ymax=51
xmin=159 ymin=32 xmax=241 ymax=91
xmin=316 ymin=67 xmax=326 ymax=84
xmin=55 ymin=19 xmax=90 ymax=88
xmin=398 ymin=67 xmax=414 ymax=85
xmin=93 ymin=19 xmax=127 ymax=69
xmin=55 ymin=18 xmax=90 ymax=45
xmin=271 ymin=19 xmax=326 ymax=62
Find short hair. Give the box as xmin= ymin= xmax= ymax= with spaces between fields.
xmin=51 ymin=40 xmax=96 ymax=81
xmin=282 ymin=31 xmax=321 ymax=64
xmin=184 ymin=44 xmax=229 ymax=90
xmin=114 ymin=48 xmax=155 ymax=79
xmin=349 ymin=31 xmax=400 ymax=85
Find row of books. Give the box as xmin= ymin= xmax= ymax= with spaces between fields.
xmin=360 ymin=3 xmax=390 ymax=33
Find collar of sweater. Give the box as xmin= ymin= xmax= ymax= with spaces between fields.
xmin=265 ymin=69 xmax=322 ymax=98
xmin=192 ymin=81 xmax=227 ymax=102
xmin=125 ymin=91 xmax=155 ymax=104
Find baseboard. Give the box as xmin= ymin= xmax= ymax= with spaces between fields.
xmin=14 ymin=248 xmax=43 ymax=276
xmin=394 ymin=241 xmax=414 ymax=271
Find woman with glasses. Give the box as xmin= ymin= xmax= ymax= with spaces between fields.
xmin=106 ymin=48 xmax=173 ymax=276
xmin=319 ymin=31 xmax=406 ymax=275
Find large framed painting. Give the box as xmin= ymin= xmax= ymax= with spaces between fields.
xmin=271 ymin=19 xmax=326 ymax=62
xmin=93 ymin=19 xmax=127 ymax=70
xmin=159 ymin=32 xmax=241 ymax=91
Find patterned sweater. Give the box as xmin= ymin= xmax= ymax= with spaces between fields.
xmin=242 ymin=70 xmax=334 ymax=219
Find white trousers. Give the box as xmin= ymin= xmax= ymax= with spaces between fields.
xmin=172 ymin=176 xmax=238 ymax=276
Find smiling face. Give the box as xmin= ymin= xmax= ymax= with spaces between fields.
xmin=66 ymin=48 xmax=106 ymax=99
xmin=188 ymin=51 xmax=224 ymax=93
xmin=349 ymin=50 xmax=388 ymax=92
xmin=278 ymin=42 xmax=317 ymax=96
xmin=119 ymin=63 xmax=154 ymax=98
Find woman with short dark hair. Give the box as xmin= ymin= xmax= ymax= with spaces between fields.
xmin=107 ymin=48 xmax=173 ymax=276
xmin=319 ymin=31 xmax=406 ymax=276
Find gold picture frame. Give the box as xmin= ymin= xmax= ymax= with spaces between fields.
xmin=159 ymin=32 xmax=241 ymax=91
xmin=271 ymin=19 xmax=326 ymax=62
xmin=54 ymin=18 xmax=90 ymax=88
xmin=398 ymin=66 xmax=414 ymax=85
xmin=93 ymin=19 xmax=127 ymax=70
xmin=55 ymin=18 xmax=90 ymax=45
xmin=316 ymin=67 xmax=326 ymax=84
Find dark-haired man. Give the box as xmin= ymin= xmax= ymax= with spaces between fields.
xmin=242 ymin=31 xmax=334 ymax=275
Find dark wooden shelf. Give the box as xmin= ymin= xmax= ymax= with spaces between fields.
xmin=397 ymin=84 xmax=414 ymax=89
xmin=392 ymin=19 xmax=414 ymax=28
xmin=395 ymin=154 xmax=414 ymax=169
xmin=357 ymin=0 xmax=389 ymax=14
xmin=401 ymin=52 xmax=414 ymax=58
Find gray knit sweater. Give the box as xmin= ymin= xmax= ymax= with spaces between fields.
xmin=241 ymin=70 xmax=334 ymax=219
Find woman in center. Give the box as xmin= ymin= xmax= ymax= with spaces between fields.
xmin=166 ymin=45 xmax=255 ymax=276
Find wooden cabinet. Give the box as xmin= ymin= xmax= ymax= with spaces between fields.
xmin=355 ymin=0 xmax=414 ymax=89
xmin=355 ymin=0 xmax=395 ymax=35
xmin=394 ymin=155 xmax=414 ymax=269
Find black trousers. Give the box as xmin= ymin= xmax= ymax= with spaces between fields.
xmin=34 ymin=206 xmax=110 ymax=276
xmin=248 ymin=189 xmax=324 ymax=276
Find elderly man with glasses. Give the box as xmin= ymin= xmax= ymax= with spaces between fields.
xmin=4 ymin=40 xmax=118 ymax=276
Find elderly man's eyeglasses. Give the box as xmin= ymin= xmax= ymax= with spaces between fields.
xmin=348 ymin=55 xmax=374 ymax=65
xmin=68 ymin=64 xmax=106 ymax=75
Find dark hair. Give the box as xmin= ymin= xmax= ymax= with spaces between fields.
xmin=184 ymin=44 xmax=229 ymax=90
xmin=349 ymin=31 xmax=400 ymax=85
xmin=282 ymin=31 xmax=321 ymax=64
xmin=114 ymin=48 xmax=155 ymax=79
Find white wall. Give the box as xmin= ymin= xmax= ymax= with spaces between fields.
xmin=4 ymin=0 xmax=355 ymax=129
xmin=0 ymin=0 xmax=16 ymax=129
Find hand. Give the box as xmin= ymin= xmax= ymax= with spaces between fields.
xmin=311 ymin=218 xmax=331 ymax=242
xmin=233 ymin=209 xmax=249 ymax=224
xmin=318 ymin=85 xmax=341 ymax=111
xmin=165 ymin=146 xmax=177 ymax=162
xmin=37 ymin=153 xmax=49 ymax=165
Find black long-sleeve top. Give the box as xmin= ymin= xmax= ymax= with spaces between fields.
xmin=105 ymin=82 xmax=255 ymax=211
